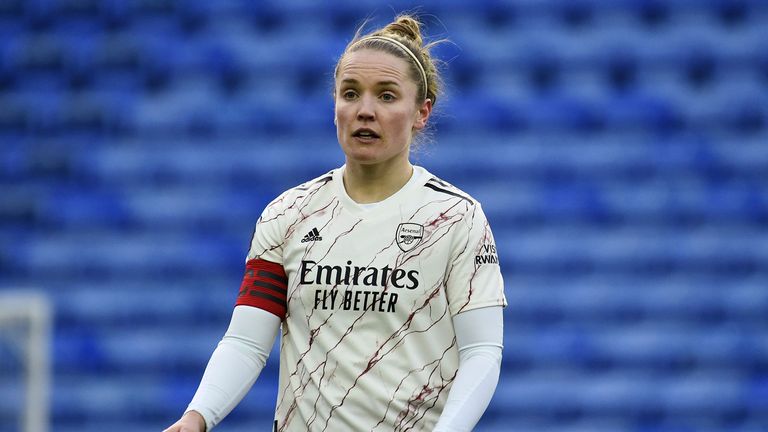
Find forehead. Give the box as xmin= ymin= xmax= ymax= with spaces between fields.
xmin=337 ymin=48 xmax=414 ymax=86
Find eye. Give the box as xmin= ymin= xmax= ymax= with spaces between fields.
xmin=380 ymin=92 xmax=396 ymax=102
xmin=342 ymin=89 xmax=358 ymax=100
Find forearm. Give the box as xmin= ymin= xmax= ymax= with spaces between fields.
xmin=434 ymin=306 xmax=504 ymax=432
xmin=432 ymin=345 xmax=501 ymax=432
xmin=185 ymin=338 xmax=265 ymax=430
xmin=186 ymin=306 xmax=280 ymax=431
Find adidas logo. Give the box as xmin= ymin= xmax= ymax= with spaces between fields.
xmin=301 ymin=227 xmax=322 ymax=243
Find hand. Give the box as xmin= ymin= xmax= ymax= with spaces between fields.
xmin=163 ymin=410 xmax=206 ymax=432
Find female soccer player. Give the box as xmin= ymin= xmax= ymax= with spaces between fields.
xmin=165 ymin=14 xmax=506 ymax=432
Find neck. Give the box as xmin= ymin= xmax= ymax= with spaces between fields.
xmin=343 ymin=158 xmax=414 ymax=204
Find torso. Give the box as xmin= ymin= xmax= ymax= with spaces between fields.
xmin=248 ymin=166 xmax=505 ymax=432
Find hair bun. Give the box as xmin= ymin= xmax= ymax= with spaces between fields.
xmin=383 ymin=15 xmax=423 ymax=47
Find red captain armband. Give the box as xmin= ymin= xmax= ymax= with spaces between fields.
xmin=236 ymin=259 xmax=288 ymax=319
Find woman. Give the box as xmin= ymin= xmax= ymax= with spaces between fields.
xmin=165 ymin=14 xmax=506 ymax=432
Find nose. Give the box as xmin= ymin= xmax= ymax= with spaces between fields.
xmin=356 ymin=94 xmax=375 ymax=122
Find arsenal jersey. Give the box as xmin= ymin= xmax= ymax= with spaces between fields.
xmin=238 ymin=165 xmax=506 ymax=432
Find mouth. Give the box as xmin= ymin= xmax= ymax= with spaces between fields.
xmin=352 ymin=128 xmax=381 ymax=140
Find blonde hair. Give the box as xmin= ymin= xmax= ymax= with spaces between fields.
xmin=335 ymin=14 xmax=444 ymax=107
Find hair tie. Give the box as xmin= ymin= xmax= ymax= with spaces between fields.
xmin=353 ymin=36 xmax=428 ymax=100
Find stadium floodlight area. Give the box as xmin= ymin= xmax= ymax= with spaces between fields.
xmin=0 ymin=291 xmax=52 ymax=432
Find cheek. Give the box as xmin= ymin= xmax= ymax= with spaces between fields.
xmin=334 ymin=104 xmax=352 ymax=125
xmin=392 ymin=111 xmax=415 ymax=135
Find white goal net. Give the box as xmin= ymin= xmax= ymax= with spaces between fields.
xmin=0 ymin=291 xmax=52 ymax=432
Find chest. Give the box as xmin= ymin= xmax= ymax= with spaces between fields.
xmin=280 ymin=205 xmax=458 ymax=317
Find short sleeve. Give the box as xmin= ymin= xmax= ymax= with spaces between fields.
xmin=444 ymin=203 xmax=507 ymax=316
xmin=236 ymin=196 xmax=291 ymax=319
xmin=245 ymin=195 xmax=288 ymax=265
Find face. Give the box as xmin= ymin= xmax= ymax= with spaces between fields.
xmin=334 ymin=49 xmax=431 ymax=166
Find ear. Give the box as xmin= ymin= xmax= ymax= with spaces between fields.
xmin=413 ymin=98 xmax=433 ymax=131
xmin=333 ymin=96 xmax=338 ymax=125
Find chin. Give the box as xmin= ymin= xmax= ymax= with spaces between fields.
xmin=342 ymin=147 xmax=380 ymax=164
xmin=346 ymin=155 xmax=381 ymax=165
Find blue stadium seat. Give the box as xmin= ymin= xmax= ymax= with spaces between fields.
xmin=0 ymin=96 xmax=27 ymax=134
xmin=0 ymin=379 xmax=23 ymax=419
xmin=38 ymin=187 xmax=131 ymax=228
xmin=17 ymin=233 xmax=242 ymax=278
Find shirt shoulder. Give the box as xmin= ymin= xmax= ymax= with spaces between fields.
xmin=248 ymin=169 xmax=338 ymax=262
xmin=262 ymin=169 xmax=337 ymax=217
xmin=420 ymin=170 xmax=478 ymax=207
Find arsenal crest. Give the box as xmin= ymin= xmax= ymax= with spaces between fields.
xmin=396 ymin=223 xmax=424 ymax=252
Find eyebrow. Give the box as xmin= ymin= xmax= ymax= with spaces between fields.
xmin=340 ymin=78 xmax=400 ymax=87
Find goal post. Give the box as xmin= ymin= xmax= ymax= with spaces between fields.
xmin=0 ymin=291 xmax=52 ymax=432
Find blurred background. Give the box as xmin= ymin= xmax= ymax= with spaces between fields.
xmin=1 ymin=0 xmax=767 ymax=431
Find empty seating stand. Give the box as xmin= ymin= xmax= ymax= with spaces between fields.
xmin=0 ymin=1 xmax=766 ymax=431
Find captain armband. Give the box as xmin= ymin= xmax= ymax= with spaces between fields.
xmin=236 ymin=259 xmax=288 ymax=319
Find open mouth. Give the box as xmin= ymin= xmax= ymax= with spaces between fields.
xmin=352 ymin=128 xmax=381 ymax=139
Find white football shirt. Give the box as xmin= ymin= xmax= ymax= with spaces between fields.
xmin=239 ymin=165 xmax=506 ymax=432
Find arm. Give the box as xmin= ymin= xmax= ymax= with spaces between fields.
xmin=164 ymin=306 xmax=281 ymax=432
xmin=165 ymin=198 xmax=289 ymax=432
xmin=433 ymin=306 xmax=504 ymax=432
